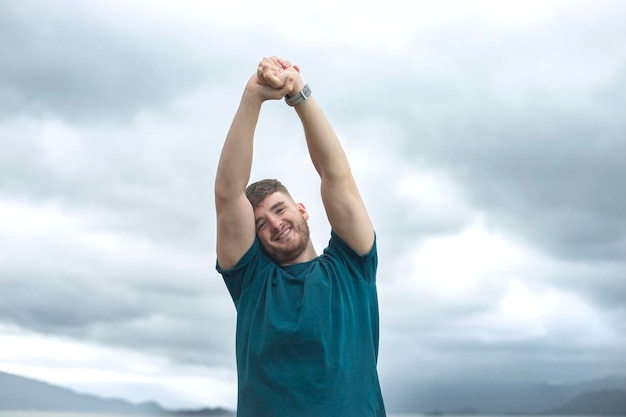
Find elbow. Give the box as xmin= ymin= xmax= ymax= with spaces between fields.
xmin=318 ymin=162 xmax=352 ymax=182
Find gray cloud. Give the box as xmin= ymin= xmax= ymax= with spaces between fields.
xmin=0 ymin=0 xmax=247 ymax=123
xmin=1 ymin=245 xmax=234 ymax=367
xmin=389 ymin=12 xmax=626 ymax=263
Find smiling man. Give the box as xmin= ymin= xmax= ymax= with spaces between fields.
xmin=214 ymin=56 xmax=386 ymax=417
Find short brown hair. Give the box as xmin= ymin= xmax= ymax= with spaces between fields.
xmin=245 ymin=179 xmax=293 ymax=208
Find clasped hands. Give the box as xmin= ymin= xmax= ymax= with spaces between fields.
xmin=250 ymin=55 xmax=303 ymax=101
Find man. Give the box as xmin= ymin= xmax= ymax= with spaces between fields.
xmin=215 ymin=56 xmax=386 ymax=417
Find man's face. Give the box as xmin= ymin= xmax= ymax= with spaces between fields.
xmin=253 ymin=192 xmax=310 ymax=265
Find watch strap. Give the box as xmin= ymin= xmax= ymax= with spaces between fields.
xmin=285 ymin=84 xmax=311 ymax=106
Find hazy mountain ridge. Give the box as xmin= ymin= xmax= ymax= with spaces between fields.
xmin=0 ymin=371 xmax=233 ymax=415
xmin=2 ymin=370 xmax=626 ymax=415
xmin=388 ymin=374 xmax=626 ymax=415
xmin=546 ymin=389 xmax=626 ymax=415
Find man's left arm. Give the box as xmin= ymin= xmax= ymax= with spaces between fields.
xmin=286 ymin=64 xmax=374 ymax=255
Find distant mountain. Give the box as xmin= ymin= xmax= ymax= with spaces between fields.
xmin=4 ymin=369 xmax=626 ymax=416
xmin=545 ymin=389 xmax=626 ymax=415
xmin=388 ymin=374 xmax=626 ymax=415
xmin=0 ymin=371 xmax=233 ymax=416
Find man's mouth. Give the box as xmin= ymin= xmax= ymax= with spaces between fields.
xmin=273 ymin=227 xmax=291 ymax=242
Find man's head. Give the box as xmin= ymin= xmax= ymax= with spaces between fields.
xmin=245 ymin=179 xmax=293 ymax=209
xmin=246 ymin=179 xmax=312 ymax=265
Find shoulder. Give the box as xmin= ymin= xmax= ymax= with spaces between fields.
xmin=325 ymin=230 xmax=377 ymax=261
xmin=321 ymin=231 xmax=378 ymax=284
xmin=217 ymin=237 xmax=270 ymax=277
xmin=217 ymin=237 xmax=278 ymax=304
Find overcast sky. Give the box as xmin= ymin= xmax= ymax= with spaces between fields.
xmin=1 ymin=0 xmax=625 ymax=411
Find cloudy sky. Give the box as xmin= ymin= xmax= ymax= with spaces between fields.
xmin=1 ymin=0 xmax=625 ymax=411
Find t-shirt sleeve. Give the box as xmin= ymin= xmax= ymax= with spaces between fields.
xmin=325 ymin=230 xmax=378 ymax=284
xmin=216 ymin=237 xmax=261 ymax=306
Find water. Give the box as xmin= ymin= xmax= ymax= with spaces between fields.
xmin=388 ymin=415 xmax=606 ymax=417
xmin=0 ymin=413 xmax=606 ymax=417
xmin=0 ymin=413 xmax=185 ymax=417
xmin=0 ymin=411 xmax=148 ymax=417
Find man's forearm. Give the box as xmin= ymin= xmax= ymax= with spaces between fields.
xmin=294 ymin=96 xmax=352 ymax=182
xmin=292 ymin=82 xmax=374 ymax=255
xmin=215 ymin=92 xmax=263 ymax=200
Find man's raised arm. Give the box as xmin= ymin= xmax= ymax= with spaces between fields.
xmin=280 ymin=58 xmax=375 ymax=255
xmin=215 ymin=58 xmax=294 ymax=269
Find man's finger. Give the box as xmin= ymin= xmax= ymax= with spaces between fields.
xmin=279 ymin=76 xmax=295 ymax=95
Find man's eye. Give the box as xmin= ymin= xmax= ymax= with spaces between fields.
xmin=257 ymin=223 xmax=266 ymax=231
xmin=276 ymin=208 xmax=284 ymax=214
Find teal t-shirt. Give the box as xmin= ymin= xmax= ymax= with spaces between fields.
xmin=217 ymin=231 xmax=386 ymax=417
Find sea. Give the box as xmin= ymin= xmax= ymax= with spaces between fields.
xmin=0 ymin=413 xmax=609 ymax=417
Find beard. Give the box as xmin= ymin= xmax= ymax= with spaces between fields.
xmin=261 ymin=219 xmax=310 ymax=265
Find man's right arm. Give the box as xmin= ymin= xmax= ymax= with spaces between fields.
xmin=215 ymin=58 xmax=294 ymax=270
xmin=215 ymin=90 xmax=261 ymax=270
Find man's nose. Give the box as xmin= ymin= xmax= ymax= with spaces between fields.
xmin=268 ymin=216 xmax=282 ymax=230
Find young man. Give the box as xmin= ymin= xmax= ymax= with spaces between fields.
xmin=215 ymin=56 xmax=386 ymax=417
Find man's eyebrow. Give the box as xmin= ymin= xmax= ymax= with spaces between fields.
xmin=270 ymin=201 xmax=285 ymax=211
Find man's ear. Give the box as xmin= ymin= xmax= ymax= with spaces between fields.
xmin=296 ymin=202 xmax=309 ymax=221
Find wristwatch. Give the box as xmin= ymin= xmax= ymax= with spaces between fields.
xmin=285 ymin=84 xmax=311 ymax=106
